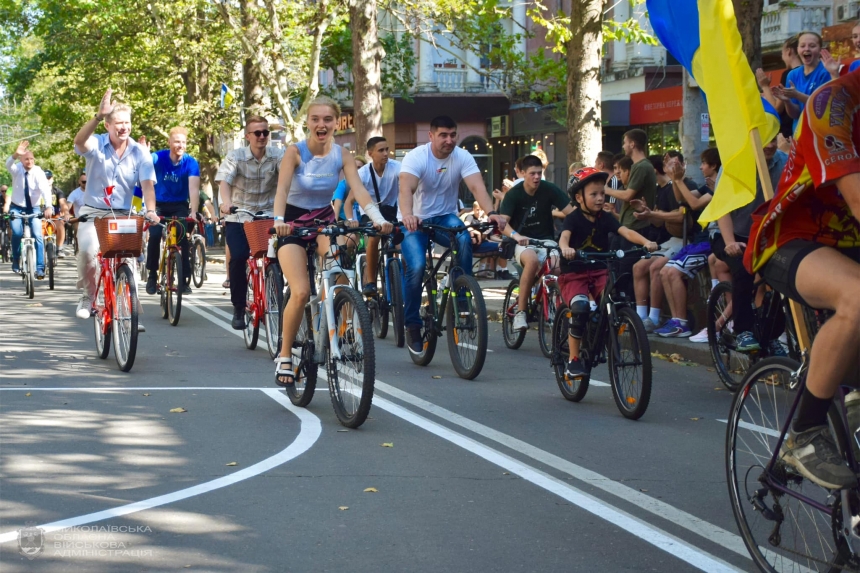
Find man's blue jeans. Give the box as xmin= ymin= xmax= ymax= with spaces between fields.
xmin=9 ymin=204 xmax=44 ymax=272
xmin=401 ymin=213 xmax=472 ymax=328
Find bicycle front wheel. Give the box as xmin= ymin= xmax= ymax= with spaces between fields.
xmin=388 ymin=258 xmax=405 ymax=348
xmin=725 ymin=357 xmax=855 ymax=573
xmin=372 ymin=260 xmax=389 ymax=340
xmin=46 ymin=241 xmax=55 ymax=290
xmin=243 ymin=267 xmax=259 ymax=350
xmin=708 ymin=281 xmax=750 ymax=391
xmin=446 ymin=274 xmax=488 ymax=380
xmin=94 ymin=280 xmax=111 ymax=359
xmin=25 ymin=246 xmax=35 ymax=299
xmin=327 ymin=288 xmax=375 ymax=428
xmin=409 ymin=275 xmax=438 ymax=366
xmin=538 ymin=282 xmax=562 ymax=358
xmin=502 ymin=280 xmax=526 ymax=350
xmin=284 ymin=286 xmax=317 ymax=407
xmin=608 ymin=307 xmax=652 ymax=420
xmin=191 ymin=237 xmax=206 ymax=288
xmin=112 ymin=264 xmax=139 ymax=372
xmin=552 ymin=305 xmax=589 ymax=401
xmin=264 ymin=263 xmax=284 ymax=360
xmin=167 ymin=252 xmax=183 ymax=326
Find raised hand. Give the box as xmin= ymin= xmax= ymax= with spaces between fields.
xmin=755 ymin=68 xmax=771 ymax=89
xmin=98 ymin=88 xmax=114 ymax=119
xmin=14 ymin=140 xmax=29 ymax=157
xmin=821 ymin=49 xmax=840 ymax=78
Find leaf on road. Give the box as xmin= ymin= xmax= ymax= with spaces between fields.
xmin=690 ymin=417 xmax=701 ymax=421
xmin=431 ymin=375 xmax=442 ymax=379
xmin=337 ymin=429 xmax=349 ymax=432
xmin=364 ymin=487 xmax=378 ymax=493
xmin=226 ymin=462 xmax=238 ymax=466
xmin=714 ymin=387 xmax=723 ymax=391
xmin=338 ymin=506 xmax=349 ymax=511
xmin=169 ymin=407 xmax=187 ymax=413
xmin=142 ymin=393 xmax=151 ymax=397
xmin=640 ymin=488 xmax=649 ymax=492
xmin=25 ymin=303 xmax=42 ymax=307
xmin=381 ymin=442 xmax=393 ymax=448
xmin=503 ymin=472 xmax=510 ymax=475
xmin=25 ymin=392 xmax=31 ymax=397
xmin=651 ymin=351 xmax=695 ymax=366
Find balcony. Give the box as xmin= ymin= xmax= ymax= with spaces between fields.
xmin=429 ymin=66 xmax=509 ymax=94
xmin=761 ymin=1 xmax=831 ymax=52
xmin=433 ymin=67 xmax=468 ymax=91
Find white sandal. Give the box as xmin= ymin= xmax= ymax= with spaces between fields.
xmin=274 ymin=356 xmax=295 ymax=388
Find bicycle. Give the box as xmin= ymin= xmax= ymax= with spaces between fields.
xmin=231 ymin=208 xmax=282 ymax=359
xmin=707 ymin=279 xmax=804 ymax=391
xmin=722 ymin=309 xmax=860 ymax=573
xmin=277 ymin=221 xmax=377 ymax=428
xmin=354 ymin=228 xmax=406 ymax=347
xmin=500 ymin=238 xmax=563 ymax=358
xmin=408 ymin=221 xmax=493 ymax=380
xmin=190 ymin=218 xmax=207 ymax=288
xmin=6 ymin=211 xmax=43 ymax=299
xmin=0 ymin=218 xmax=10 ymax=263
xmin=151 ymin=215 xmax=196 ymax=327
xmin=550 ymin=248 xmax=653 ymax=420
xmin=42 ymin=218 xmax=61 ymax=291
xmin=75 ymin=213 xmax=145 ymax=372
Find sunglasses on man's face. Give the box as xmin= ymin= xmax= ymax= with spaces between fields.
xmin=249 ymin=130 xmax=270 ymax=138
xmin=80 ymin=180 xmax=87 ymax=185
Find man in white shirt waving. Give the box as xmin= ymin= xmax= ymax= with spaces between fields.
xmin=3 ymin=140 xmax=52 ymax=277
xmin=399 ymin=116 xmax=505 ymax=354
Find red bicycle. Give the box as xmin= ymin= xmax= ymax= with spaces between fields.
xmin=76 ymin=214 xmax=145 ymax=372
xmin=501 ymin=238 xmax=563 ymax=358
xmin=233 ymin=208 xmax=282 ymax=359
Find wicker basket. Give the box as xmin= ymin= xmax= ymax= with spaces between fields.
xmin=244 ymin=219 xmax=275 ymax=258
xmin=94 ymin=216 xmax=145 ymax=258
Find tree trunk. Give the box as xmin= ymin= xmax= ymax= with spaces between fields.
xmin=732 ymin=0 xmax=763 ymax=70
xmin=241 ymin=0 xmax=265 ymax=115
xmin=566 ymin=0 xmax=604 ymax=167
xmin=349 ymin=0 xmax=384 ymax=155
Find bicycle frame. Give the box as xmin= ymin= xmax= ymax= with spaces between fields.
xmin=156 ymin=218 xmax=189 ymax=289
xmin=94 ymin=255 xmax=118 ymax=336
xmin=421 ymin=231 xmax=461 ymax=337
xmin=246 ymin=255 xmax=276 ymax=329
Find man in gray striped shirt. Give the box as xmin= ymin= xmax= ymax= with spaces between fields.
xmin=215 ymin=115 xmax=284 ymax=329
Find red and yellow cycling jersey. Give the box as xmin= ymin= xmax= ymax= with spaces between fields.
xmin=746 ymin=72 xmax=860 ymax=273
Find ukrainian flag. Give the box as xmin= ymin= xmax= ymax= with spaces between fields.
xmin=647 ymin=0 xmax=781 ymax=223
xmin=132 ymin=185 xmax=143 ymax=212
xmin=220 ymin=83 xmax=235 ymax=109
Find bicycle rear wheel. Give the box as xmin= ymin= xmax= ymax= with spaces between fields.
xmin=707 ymin=281 xmax=751 ymax=391
xmin=409 ymin=275 xmax=438 ymax=366
xmin=725 ymin=357 xmax=855 ymax=573
xmin=552 ymin=305 xmax=589 ymax=401
xmin=284 ymin=286 xmax=317 ymax=407
xmin=388 ymin=258 xmax=405 ymax=348
xmin=446 ymin=274 xmax=488 ymax=380
xmin=94 ymin=279 xmax=111 ymax=359
xmin=607 ymin=307 xmax=652 ymax=420
xmin=502 ymin=280 xmax=526 ymax=350
xmin=243 ymin=266 xmax=259 ymax=349
xmin=112 ymin=264 xmax=139 ymax=372
xmin=264 ymin=263 xmax=284 ymax=360
xmin=191 ymin=237 xmax=206 ymax=288
xmin=167 ymin=251 xmax=183 ymax=326
xmin=327 ymin=287 xmax=375 ymax=428
xmin=538 ymin=282 xmax=562 ymax=358
xmin=372 ymin=260 xmax=389 ymax=340
xmin=25 ymin=246 xmax=35 ymax=299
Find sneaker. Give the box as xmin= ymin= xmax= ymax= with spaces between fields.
xmin=361 ymin=283 xmax=377 ymax=297
xmin=231 ymin=307 xmax=246 ymax=330
xmin=57 ymin=249 xmax=66 ymax=259
xmin=11 ymin=267 xmax=20 ymax=274
xmin=407 ymin=326 xmax=423 ymax=354
xmin=780 ymin=425 xmax=855 ymax=489
xmin=138 ymin=323 xmax=146 ymax=333
xmin=768 ymin=339 xmax=788 ymax=357
xmin=496 ymin=269 xmax=512 ymax=281
xmin=655 ymin=319 xmax=692 ymax=338
xmin=846 ymin=390 xmax=860 ymax=461
xmin=735 ymin=331 xmax=761 ymax=352
xmin=35 ymin=270 xmax=45 ymax=280
xmin=75 ymin=295 xmax=93 ymax=319
xmin=565 ymin=357 xmax=587 ymax=378
xmin=689 ymin=328 xmax=709 ymax=343
xmin=183 ymin=285 xmax=192 ymax=295
xmin=512 ymin=310 xmax=528 ymax=331
xmin=146 ymin=274 xmax=158 ymax=295
xmin=642 ymin=317 xmax=659 ymax=334
xmin=222 ymin=279 xmax=230 ymax=289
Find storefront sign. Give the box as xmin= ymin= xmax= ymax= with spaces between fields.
xmin=701 ymin=113 xmax=710 ymax=142
xmin=629 ymin=86 xmax=683 ymax=125
xmin=490 ymin=115 xmax=509 ymax=138
xmin=335 ymin=112 xmax=355 ymax=135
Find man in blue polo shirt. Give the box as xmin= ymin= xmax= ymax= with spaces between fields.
xmin=144 ymin=127 xmax=201 ymax=295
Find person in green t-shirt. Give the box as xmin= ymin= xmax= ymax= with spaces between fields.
xmin=499 ymin=154 xmax=575 ymax=332
xmin=605 ymin=129 xmax=657 ymax=234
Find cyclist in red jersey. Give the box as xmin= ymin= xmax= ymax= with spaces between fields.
xmin=746 ymin=71 xmax=860 ymax=489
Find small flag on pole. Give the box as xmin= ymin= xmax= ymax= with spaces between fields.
xmin=220 ymin=84 xmax=235 ymax=109
xmin=132 ymin=186 xmax=143 ymax=212
xmin=102 ymin=185 xmax=114 ymax=208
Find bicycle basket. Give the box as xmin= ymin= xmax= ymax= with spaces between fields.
xmin=94 ymin=216 xmax=144 ymax=258
xmin=244 ymin=219 xmax=275 ymax=258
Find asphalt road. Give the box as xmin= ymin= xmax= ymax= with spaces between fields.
xmin=0 ymin=256 xmax=760 ymax=572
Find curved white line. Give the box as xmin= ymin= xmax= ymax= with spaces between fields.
xmin=0 ymin=389 xmax=320 ymax=544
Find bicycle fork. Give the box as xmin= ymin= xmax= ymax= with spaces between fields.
xmin=310 ymin=268 xmax=355 ymax=363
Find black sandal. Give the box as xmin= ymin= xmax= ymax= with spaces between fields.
xmin=274 ymin=356 xmax=295 ymax=388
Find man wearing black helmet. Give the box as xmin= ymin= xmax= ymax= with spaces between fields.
xmin=44 ymin=170 xmax=69 ymax=258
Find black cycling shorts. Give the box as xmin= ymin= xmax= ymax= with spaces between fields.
xmin=761 ymin=240 xmax=860 ymax=307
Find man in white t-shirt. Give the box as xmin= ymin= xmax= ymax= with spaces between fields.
xmin=399 ymin=116 xmax=506 ymax=354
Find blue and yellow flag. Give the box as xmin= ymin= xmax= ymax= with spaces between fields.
xmin=131 ymin=185 xmax=143 ymax=212
xmin=220 ymin=83 xmax=235 ymax=109
xmin=647 ymin=0 xmax=781 ymax=223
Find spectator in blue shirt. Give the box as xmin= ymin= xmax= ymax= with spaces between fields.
xmin=143 ymin=127 xmax=201 ymax=295
xmin=773 ymin=32 xmax=836 ymax=132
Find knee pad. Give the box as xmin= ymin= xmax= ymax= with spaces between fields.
xmin=569 ymin=294 xmax=590 ymax=339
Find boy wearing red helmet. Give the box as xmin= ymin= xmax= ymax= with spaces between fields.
xmin=559 ymin=167 xmax=658 ymax=377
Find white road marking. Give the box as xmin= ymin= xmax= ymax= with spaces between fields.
xmin=0 ymin=389 xmax=320 ymax=544
xmin=717 ymin=419 xmax=781 ymax=439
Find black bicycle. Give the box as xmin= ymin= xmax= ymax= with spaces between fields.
xmin=409 ymin=221 xmax=493 ymax=380
xmin=551 ymin=248 xmax=653 ymax=420
xmin=356 ymin=229 xmax=406 ymax=347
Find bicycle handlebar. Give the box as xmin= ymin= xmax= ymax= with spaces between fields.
xmin=501 ymin=236 xmax=559 ymax=250
xmin=4 ymin=212 xmax=44 ymax=220
xmin=574 ymin=247 xmax=652 ymax=262
xmin=230 ymin=207 xmax=273 ymax=221
xmin=420 ymin=220 xmax=496 ymax=234
xmin=268 ymin=222 xmax=381 ymax=238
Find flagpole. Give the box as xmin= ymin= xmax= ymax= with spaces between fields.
xmin=749 ymin=128 xmax=811 ymax=354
